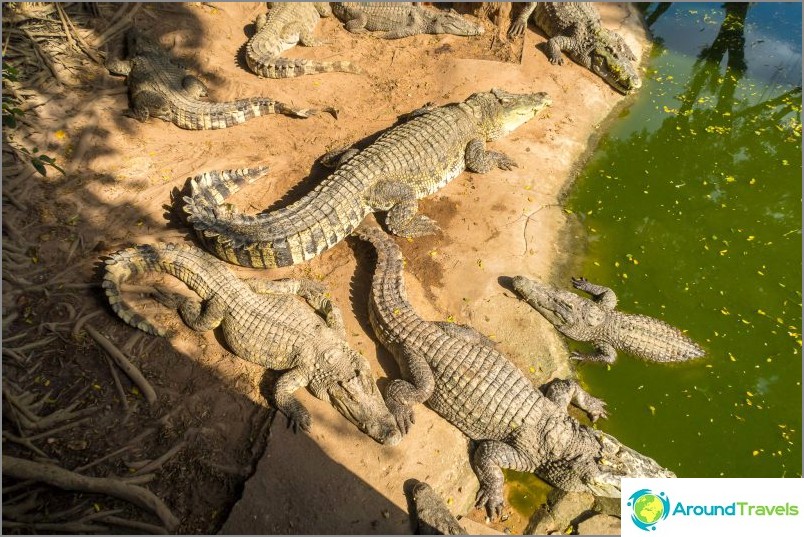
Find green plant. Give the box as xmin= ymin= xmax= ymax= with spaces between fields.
xmin=3 ymin=60 xmax=64 ymax=176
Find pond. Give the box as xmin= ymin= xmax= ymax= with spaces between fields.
xmin=567 ymin=2 xmax=802 ymax=480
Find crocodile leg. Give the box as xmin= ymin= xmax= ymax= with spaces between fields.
xmin=571 ymin=277 xmax=618 ymax=309
xmin=151 ymin=287 xmax=226 ymax=331
xmin=314 ymin=2 xmax=332 ymax=17
xmin=508 ymin=2 xmax=537 ymax=37
xmin=343 ymin=7 xmax=369 ymax=33
xmin=274 ymin=367 xmax=313 ymax=433
xmin=106 ymin=57 xmax=132 ymax=76
xmin=385 ymin=343 xmax=436 ymax=435
xmin=472 ymin=440 xmax=532 ymax=519
xmin=182 ymin=75 xmax=208 ymax=99
xmin=319 ymin=145 xmax=360 ymax=168
xmin=542 ymin=378 xmax=607 ymax=422
xmin=465 ymin=139 xmax=518 ymax=173
xmin=571 ymin=342 xmax=617 ymax=364
xmin=245 ymin=278 xmax=345 ymax=336
xmin=544 ymin=35 xmax=578 ymax=65
xmin=368 ymin=181 xmax=440 ymax=237
xmin=298 ymin=26 xmax=329 ymax=47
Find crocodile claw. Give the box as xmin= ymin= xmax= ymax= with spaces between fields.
xmin=508 ymin=21 xmax=526 ymax=38
xmin=493 ymin=152 xmax=518 ymax=171
xmin=571 ymin=276 xmax=588 ymax=289
xmin=286 ymin=408 xmax=312 ymax=434
xmin=389 ymin=400 xmax=415 ymax=436
xmin=475 ymin=487 xmax=504 ymax=520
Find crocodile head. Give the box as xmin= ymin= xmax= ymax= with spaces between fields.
xmin=310 ymin=347 xmax=402 ymax=446
xmin=541 ymin=428 xmax=675 ymax=497
xmin=584 ymin=29 xmax=642 ymax=94
xmin=468 ymin=89 xmax=552 ymax=140
xmin=584 ymin=431 xmax=677 ymax=497
xmin=512 ymin=276 xmax=604 ymax=340
xmin=430 ymin=9 xmax=485 ymax=37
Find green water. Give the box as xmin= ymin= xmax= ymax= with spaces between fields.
xmin=504 ymin=3 xmax=802 ymax=519
xmin=566 ymin=3 xmax=802 ymax=480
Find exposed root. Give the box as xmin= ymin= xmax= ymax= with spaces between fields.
xmin=2 ymin=455 xmax=180 ymax=531
xmin=84 ymin=324 xmax=158 ymax=406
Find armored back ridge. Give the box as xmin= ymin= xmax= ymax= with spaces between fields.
xmin=183 ymin=89 xmax=550 ymax=268
xmin=106 ymin=28 xmax=319 ymax=129
xmin=512 ymin=276 xmax=705 ymax=363
xmin=332 ymin=3 xmax=484 ymax=39
xmin=357 ymin=222 xmax=674 ymax=519
xmin=246 ymin=2 xmax=362 ymax=78
xmin=508 ymin=2 xmax=641 ymax=94
xmin=102 ymin=242 xmax=400 ymax=445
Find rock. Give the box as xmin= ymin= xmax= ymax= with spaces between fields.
xmin=526 ymin=490 xmax=595 ymax=534
xmin=577 ymin=514 xmax=621 ymax=535
xmin=593 ymin=495 xmax=621 ymax=517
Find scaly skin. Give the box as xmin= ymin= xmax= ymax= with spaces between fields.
xmin=508 ymin=2 xmax=641 ymax=94
xmin=406 ymin=479 xmax=466 ymax=535
xmin=512 ymin=276 xmax=705 ymax=364
xmin=102 ymin=242 xmax=400 ymax=445
xmin=332 ymin=2 xmax=484 ymax=39
xmin=183 ymin=89 xmax=550 ymax=268
xmin=357 ymin=223 xmax=675 ymax=519
xmin=246 ymin=2 xmax=362 ymax=78
xmin=106 ymin=28 xmax=317 ymax=129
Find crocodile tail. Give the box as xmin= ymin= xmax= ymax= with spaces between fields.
xmin=102 ymin=243 xmax=183 ymax=336
xmin=247 ymin=57 xmax=363 ymax=78
xmin=173 ymin=98 xmax=318 ymax=130
xmin=185 ymin=167 xmax=269 ymax=208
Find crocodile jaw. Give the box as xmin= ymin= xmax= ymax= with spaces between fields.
xmin=483 ymin=89 xmax=552 ymax=140
xmin=588 ymin=31 xmax=642 ymax=94
xmin=431 ymin=10 xmax=485 ymax=36
xmin=512 ymin=276 xmax=578 ymax=330
xmin=325 ymin=353 xmax=402 ymax=446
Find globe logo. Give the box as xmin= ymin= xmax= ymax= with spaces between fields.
xmin=627 ymin=489 xmax=670 ymax=531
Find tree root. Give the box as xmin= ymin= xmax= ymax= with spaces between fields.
xmin=2 ymin=455 xmax=179 ymax=531
xmin=84 ymin=324 xmax=157 ymax=406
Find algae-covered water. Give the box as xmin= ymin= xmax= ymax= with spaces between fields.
xmin=566 ymin=2 xmax=802 ymax=481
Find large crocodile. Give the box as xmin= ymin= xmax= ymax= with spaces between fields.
xmin=102 ymin=240 xmax=400 ymax=445
xmin=512 ymin=276 xmax=705 ymax=364
xmin=106 ymin=28 xmax=317 ymax=129
xmin=332 ymin=2 xmax=484 ymax=39
xmin=183 ymin=89 xmax=550 ymax=268
xmin=246 ymin=2 xmax=362 ymax=78
xmin=357 ymin=223 xmax=675 ymax=518
xmin=508 ymin=2 xmax=641 ymax=94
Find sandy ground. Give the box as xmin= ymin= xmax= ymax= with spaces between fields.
xmin=1 ymin=2 xmax=647 ymax=534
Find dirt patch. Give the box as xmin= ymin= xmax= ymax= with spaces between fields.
xmin=2 ymin=2 xmax=647 ymax=534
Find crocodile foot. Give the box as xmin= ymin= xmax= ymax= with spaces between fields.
xmin=475 ymin=485 xmax=504 ymax=520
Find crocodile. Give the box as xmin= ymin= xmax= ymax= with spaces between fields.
xmin=246 ymin=2 xmax=362 ymax=78
xmin=512 ymin=276 xmax=705 ymax=364
xmin=106 ymin=28 xmax=317 ymax=129
xmin=332 ymin=2 xmax=484 ymax=39
xmin=508 ymin=2 xmax=641 ymax=94
xmin=183 ymin=89 xmax=550 ymax=268
xmin=405 ymin=479 xmax=466 ymax=535
xmin=102 ymin=241 xmax=401 ymax=445
xmin=357 ymin=223 xmax=675 ymax=518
